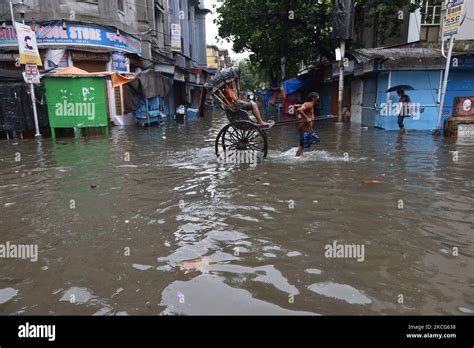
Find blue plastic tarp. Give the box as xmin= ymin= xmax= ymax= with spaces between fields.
xmin=283 ymin=78 xmax=309 ymax=95
xmin=262 ymin=90 xmax=275 ymax=105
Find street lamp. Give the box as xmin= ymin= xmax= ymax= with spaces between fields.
xmin=10 ymin=1 xmax=30 ymax=25
xmin=17 ymin=1 xmax=29 ymax=24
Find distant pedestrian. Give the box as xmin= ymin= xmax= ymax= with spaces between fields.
xmin=397 ymin=89 xmax=412 ymax=134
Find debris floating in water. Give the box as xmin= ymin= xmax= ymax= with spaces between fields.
xmin=363 ymin=179 xmax=382 ymax=184
xmin=178 ymin=257 xmax=212 ymax=274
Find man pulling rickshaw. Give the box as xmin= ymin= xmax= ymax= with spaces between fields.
xmin=199 ymin=67 xmax=332 ymax=160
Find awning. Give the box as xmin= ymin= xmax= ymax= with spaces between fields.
xmin=46 ymin=66 xmax=134 ymax=88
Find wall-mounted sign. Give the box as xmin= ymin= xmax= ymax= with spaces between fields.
xmin=171 ymin=23 xmax=181 ymax=52
xmin=14 ymin=22 xmax=42 ymax=66
xmin=444 ymin=0 xmax=464 ymax=37
xmin=111 ymin=51 xmax=129 ymax=73
xmin=0 ymin=24 xmax=142 ymax=56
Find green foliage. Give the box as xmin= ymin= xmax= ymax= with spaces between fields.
xmin=237 ymin=59 xmax=264 ymax=92
xmin=215 ymin=0 xmax=423 ymax=85
xmin=216 ymin=0 xmax=334 ymax=85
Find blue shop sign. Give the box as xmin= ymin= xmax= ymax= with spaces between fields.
xmin=0 ymin=24 xmax=142 ymax=56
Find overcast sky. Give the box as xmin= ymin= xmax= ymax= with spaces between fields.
xmin=204 ymin=0 xmax=250 ymax=61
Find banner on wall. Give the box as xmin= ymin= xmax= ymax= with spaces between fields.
xmin=14 ymin=22 xmax=43 ymax=66
xmin=0 ymin=24 xmax=142 ymax=56
xmin=171 ymin=24 xmax=181 ymax=52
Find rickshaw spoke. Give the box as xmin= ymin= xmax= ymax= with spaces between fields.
xmin=244 ymin=130 xmax=257 ymax=141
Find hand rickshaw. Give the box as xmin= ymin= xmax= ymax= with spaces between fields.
xmin=199 ymin=67 xmax=275 ymax=160
xmin=199 ymin=67 xmax=336 ymax=160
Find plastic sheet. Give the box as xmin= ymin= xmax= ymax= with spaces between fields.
xmin=332 ymin=0 xmax=354 ymax=40
xmin=0 ymin=82 xmax=49 ymax=132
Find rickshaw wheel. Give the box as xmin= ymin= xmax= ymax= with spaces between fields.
xmin=215 ymin=121 xmax=268 ymax=160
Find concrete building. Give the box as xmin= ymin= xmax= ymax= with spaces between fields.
xmin=207 ymin=45 xmax=231 ymax=70
xmin=206 ymin=45 xmax=219 ymax=69
xmin=218 ymin=48 xmax=231 ymax=69
xmin=166 ymin=0 xmax=210 ymax=111
xmin=0 ymin=0 xmax=174 ymax=124
xmin=355 ymin=0 xmax=474 ymax=50
xmin=343 ymin=0 xmax=474 ymax=131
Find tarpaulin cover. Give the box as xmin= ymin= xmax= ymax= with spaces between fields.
xmin=262 ymin=90 xmax=275 ymax=105
xmin=126 ymin=69 xmax=170 ymax=111
xmin=0 ymin=69 xmax=24 ymax=80
xmin=0 ymin=82 xmax=49 ymax=132
xmin=332 ymin=0 xmax=354 ymax=40
xmin=283 ymin=78 xmax=310 ymax=95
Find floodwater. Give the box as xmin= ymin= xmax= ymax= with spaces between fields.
xmin=0 ymin=111 xmax=473 ymax=315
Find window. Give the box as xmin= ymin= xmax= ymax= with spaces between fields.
xmin=118 ymin=0 xmax=124 ymax=12
xmin=421 ymin=0 xmax=442 ymax=25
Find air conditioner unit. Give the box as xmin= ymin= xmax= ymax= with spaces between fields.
xmin=453 ymin=97 xmax=474 ymax=117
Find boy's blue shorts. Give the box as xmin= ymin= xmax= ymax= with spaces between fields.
xmin=300 ymin=130 xmax=320 ymax=149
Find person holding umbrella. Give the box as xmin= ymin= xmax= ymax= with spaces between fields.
xmin=397 ymin=89 xmax=412 ymax=134
xmin=387 ymin=85 xmax=414 ymax=134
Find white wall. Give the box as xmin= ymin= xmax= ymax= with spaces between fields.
xmin=457 ymin=1 xmax=474 ymax=40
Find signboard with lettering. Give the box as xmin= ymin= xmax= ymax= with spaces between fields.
xmin=14 ymin=22 xmax=42 ymax=66
xmin=171 ymin=24 xmax=181 ymax=52
xmin=0 ymin=24 xmax=142 ymax=56
xmin=111 ymin=51 xmax=129 ymax=73
xmin=44 ymin=77 xmax=108 ymax=128
xmin=23 ymin=64 xmax=41 ymax=84
xmin=444 ymin=0 xmax=464 ymax=37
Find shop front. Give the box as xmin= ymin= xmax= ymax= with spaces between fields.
xmin=0 ymin=23 xmax=141 ymax=125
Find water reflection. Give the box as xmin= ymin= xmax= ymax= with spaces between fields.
xmin=0 ymin=112 xmax=472 ymax=315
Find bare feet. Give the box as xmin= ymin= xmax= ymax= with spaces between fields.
xmin=260 ymin=121 xmax=269 ymax=127
xmin=296 ymin=147 xmax=304 ymax=157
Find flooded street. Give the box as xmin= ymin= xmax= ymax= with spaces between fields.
xmin=0 ymin=112 xmax=473 ymax=315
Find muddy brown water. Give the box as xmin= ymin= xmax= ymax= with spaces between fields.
xmin=0 ymin=112 xmax=473 ymax=315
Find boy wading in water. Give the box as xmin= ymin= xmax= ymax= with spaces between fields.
xmin=296 ymin=92 xmax=321 ymax=157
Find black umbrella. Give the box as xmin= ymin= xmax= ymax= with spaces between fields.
xmin=386 ymin=85 xmax=415 ymax=93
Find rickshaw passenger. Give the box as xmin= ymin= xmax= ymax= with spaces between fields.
xmin=223 ymin=83 xmax=269 ymax=126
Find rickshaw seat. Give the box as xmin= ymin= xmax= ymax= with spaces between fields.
xmin=224 ymin=108 xmax=254 ymax=124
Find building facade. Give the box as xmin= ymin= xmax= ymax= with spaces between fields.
xmin=341 ymin=0 xmax=474 ymax=131
xmin=206 ymin=45 xmax=219 ymax=69
xmin=0 ymin=0 xmax=209 ymax=131
xmin=166 ymin=0 xmax=209 ymax=111
xmin=0 ymin=0 xmax=176 ymax=126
